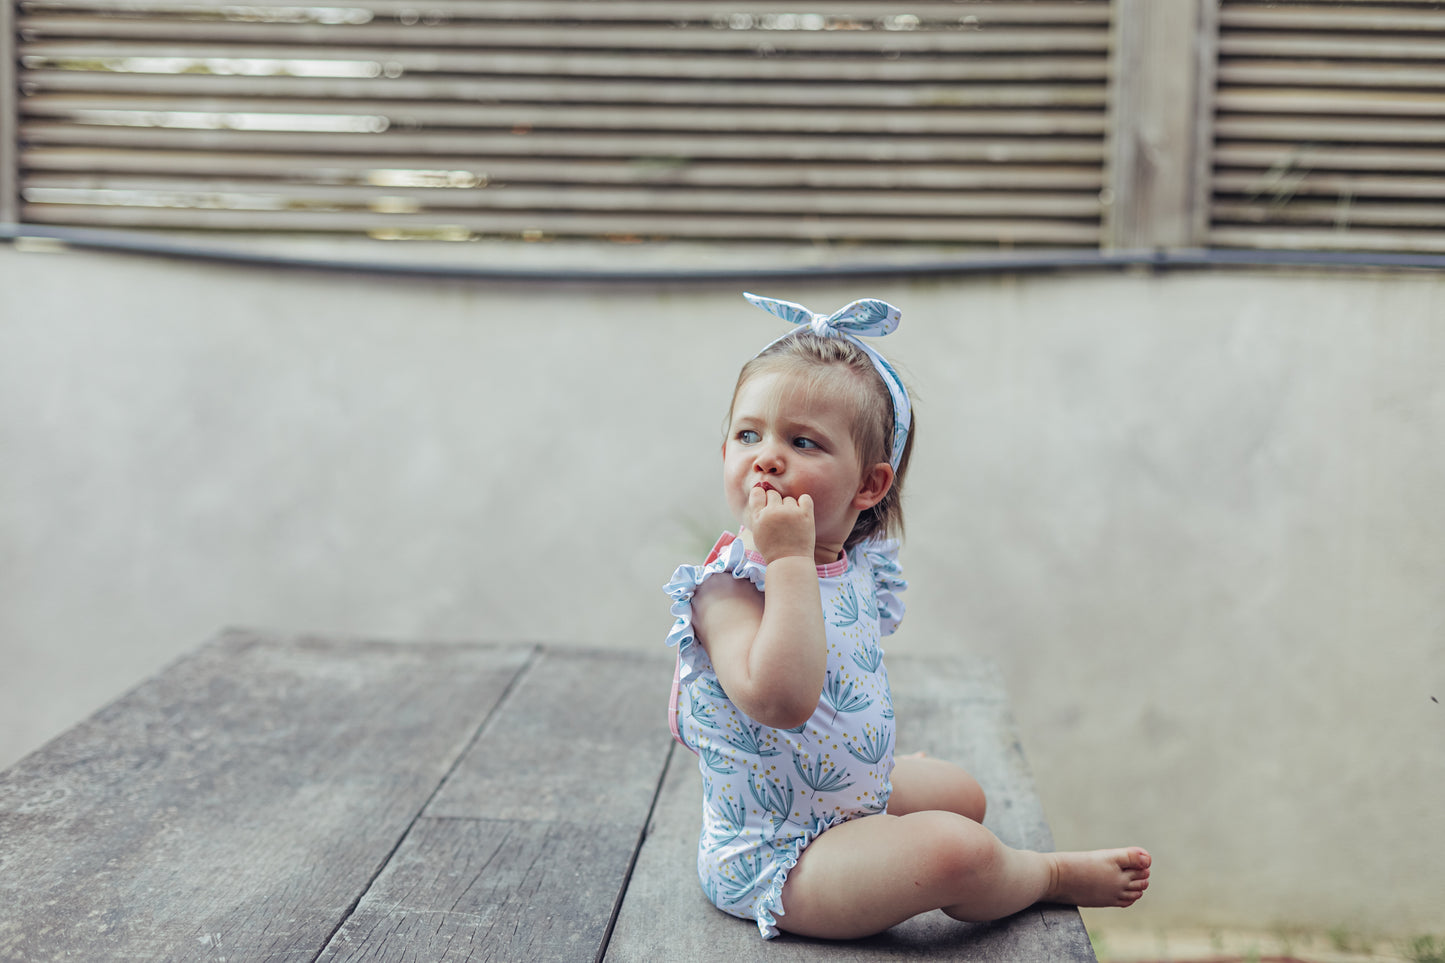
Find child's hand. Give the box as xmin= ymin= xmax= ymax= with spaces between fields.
xmin=746 ymin=485 xmax=815 ymax=563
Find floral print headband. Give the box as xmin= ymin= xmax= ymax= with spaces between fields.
xmin=743 ymin=292 xmax=912 ymax=471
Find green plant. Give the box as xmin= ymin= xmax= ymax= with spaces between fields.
xmin=1404 ymin=933 xmax=1445 ymax=963
xmin=1328 ymin=925 xmax=1373 ymax=955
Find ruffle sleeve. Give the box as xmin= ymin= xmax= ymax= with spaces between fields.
xmin=664 ymin=532 xmax=766 ymax=678
xmin=861 ymin=538 xmax=907 ymax=636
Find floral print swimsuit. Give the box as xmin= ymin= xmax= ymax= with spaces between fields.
xmin=664 ymin=531 xmax=906 ymax=939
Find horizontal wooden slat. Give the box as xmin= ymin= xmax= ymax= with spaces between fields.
xmin=21 ymin=178 xmax=1104 ymax=219
xmin=18 ymin=71 xmax=1110 ymax=109
xmin=1214 ymin=87 xmax=1445 ymax=117
xmin=1209 ymin=226 xmax=1445 ymax=254
xmin=1219 ymin=4 xmax=1445 ymax=32
xmin=1218 ymin=34 xmax=1445 ymax=60
xmin=1215 ymin=171 xmax=1445 ymax=200
xmin=17 ymin=204 xmax=1104 ymax=244
xmin=21 ymin=44 xmax=1113 ymax=83
xmin=1214 ymin=199 xmax=1445 ymax=228
xmin=18 ymin=17 xmax=1112 ymax=54
xmin=1214 ymin=143 xmax=1445 ymax=172
xmin=1214 ymin=115 xmax=1445 ymax=143
xmin=1217 ymin=60 xmax=1445 ymax=89
xmin=19 ymin=0 xmax=1112 ymax=25
xmin=21 ymin=148 xmax=1105 ymax=191
xmin=19 ymin=122 xmax=1108 ymax=163
xmin=12 ymin=0 xmax=1110 ymax=247
xmin=20 ymin=94 xmax=1110 ymax=137
xmin=1207 ymin=0 xmax=1445 ymax=256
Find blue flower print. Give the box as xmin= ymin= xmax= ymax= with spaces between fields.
xmin=706 ymin=793 xmax=748 ymax=848
xmin=688 ymin=687 xmax=722 ymax=729
xmin=702 ymin=874 xmax=719 ymax=907
xmin=720 ymin=851 xmax=772 ymax=905
xmin=822 ymin=670 xmax=874 ymax=716
xmin=793 ymin=754 xmax=854 ymax=794
xmin=696 ymin=675 xmax=730 ymax=701
xmin=699 ymin=744 xmax=736 ymax=775
xmin=845 ymin=724 xmax=891 ymax=765
xmin=851 ymin=641 xmax=883 ymax=673
xmin=747 ymin=772 xmax=795 ymax=832
xmin=830 ymin=582 xmax=860 ymax=628
xmin=720 ymin=721 xmax=781 ymax=758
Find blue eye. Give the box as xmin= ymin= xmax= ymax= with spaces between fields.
xmin=794 ymin=437 xmax=819 ymax=450
xmin=738 ymin=430 xmax=760 ymax=444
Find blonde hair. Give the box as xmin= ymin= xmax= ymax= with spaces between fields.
xmin=727 ymin=331 xmax=914 ymax=550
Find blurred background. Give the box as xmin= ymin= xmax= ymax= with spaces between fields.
xmin=2 ymin=0 xmax=1442 ymax=954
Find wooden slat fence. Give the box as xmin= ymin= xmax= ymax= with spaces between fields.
xmin=1209 ymin=0 xmax=1445 ymax=254
xmin=4 ymin=0 xmax=1445 ymax=255
xmin=8 ymin=0 xmax=1113 ymax=245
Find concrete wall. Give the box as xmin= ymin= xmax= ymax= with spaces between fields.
xmin=2 ymin=243 xmax=1441 ymax=937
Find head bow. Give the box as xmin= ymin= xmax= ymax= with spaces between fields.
xmin=743 ymin=291 xmax=911 ymax=471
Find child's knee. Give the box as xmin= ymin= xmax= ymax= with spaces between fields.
xmin=939 ymin=764 xmax=987 ymax=822
xmin=909 ymin=812 xmax=999 ymax=882
xmin=959 ymin=776 xmax=987 ymax=823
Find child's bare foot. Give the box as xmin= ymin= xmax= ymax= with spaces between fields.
xmin=1042 ymin=847 xmax=1151 ymax=908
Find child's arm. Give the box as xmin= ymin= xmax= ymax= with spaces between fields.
xmin=691 ymin=488 xmax=827 ymax=730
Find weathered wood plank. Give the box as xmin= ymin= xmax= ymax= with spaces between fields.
xmin=1209 ymin=225 xmax=1445 ymax=253
xmin=0 ymin=631 xmax=536 ymax=963
xmin=1215 ymin=87 xmax=1445 ymax=117
xmin=1218 ymin=33 xmax=1445 ymax=60
xmin=18 ymin=1 xmax=1114 ymax=26
xmin=20 ymin=71 xmax=1112 ymax=109
xmin=315 ymin=648 xmax=676 ymax=962
xmin=1213 ymin=199 xmax=1445 ymax=228
xmin=602 ymin=656 xmax=1096 ymax=962
xmin=1220 ymin=3 xmax=1445 ymax=32
xmin=17 ymin=204 xmax=1104 ymax=244
xmin=1215 ymin=171 xmax=1445 ymax=199
xmin=0 ymin=0 xmax=18 ymax=223
xmin=1216 ymin=115 xmax=1445 ymax=143
xmin=423 ymin=647 xmax=675 ymax=822
xmin=18 ymin=18 xmax=1112 ymax=55
xmin=317 ymin=818 xmax=649 ymax=963
xmin=1216 ymin=61 xmax=1445 ymax=89
xmin=1214 ymin=143 xmax=1445 ymax=172
xmin=18 ymin=94 xmax=1110 ymax=137
xmin=1105 ymin=0 xmax=1213 ymax=249
xmin=21 ymin=43 xmax=1113 ymax=83
xmin=19 ymin=149 xmax=1107 ymax=191
xmin=17 ymin=123 xmax=1109 ymax=163
xmin=19 ymin=179 xmax=1105 ymax=219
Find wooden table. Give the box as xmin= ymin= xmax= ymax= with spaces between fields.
xmin=0 ymin=630 xmax=1096 ymax=962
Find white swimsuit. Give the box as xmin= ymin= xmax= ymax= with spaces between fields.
xmin=664 ymin=531 xmax=906 ymax=939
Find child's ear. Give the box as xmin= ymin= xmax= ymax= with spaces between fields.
xmin=853 ymin=462 xmax=894 ymax=511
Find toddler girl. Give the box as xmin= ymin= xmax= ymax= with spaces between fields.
xmin=664 ymin=292 xmax=1151 ymax=940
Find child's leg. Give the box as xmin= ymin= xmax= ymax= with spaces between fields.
xmin=888 ymin=752 xmax=987 ymax=822
xmin=776 ymin=810 xmax=1150 ymax=940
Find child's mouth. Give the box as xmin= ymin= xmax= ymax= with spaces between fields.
xmin=755 ymin=481 xmax=778 ymax=493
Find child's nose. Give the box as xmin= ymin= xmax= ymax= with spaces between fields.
xmin=752 ymin=443 xmax=785 ymax=473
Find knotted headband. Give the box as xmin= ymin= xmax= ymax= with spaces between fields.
xmin=743 ymin=291 xmax=912 ymax=470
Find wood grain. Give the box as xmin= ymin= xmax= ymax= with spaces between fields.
xmin=314 ymin=647 xmax=676 ymax=963
xmin=0 ymin=631 xmax=534 ymax=962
